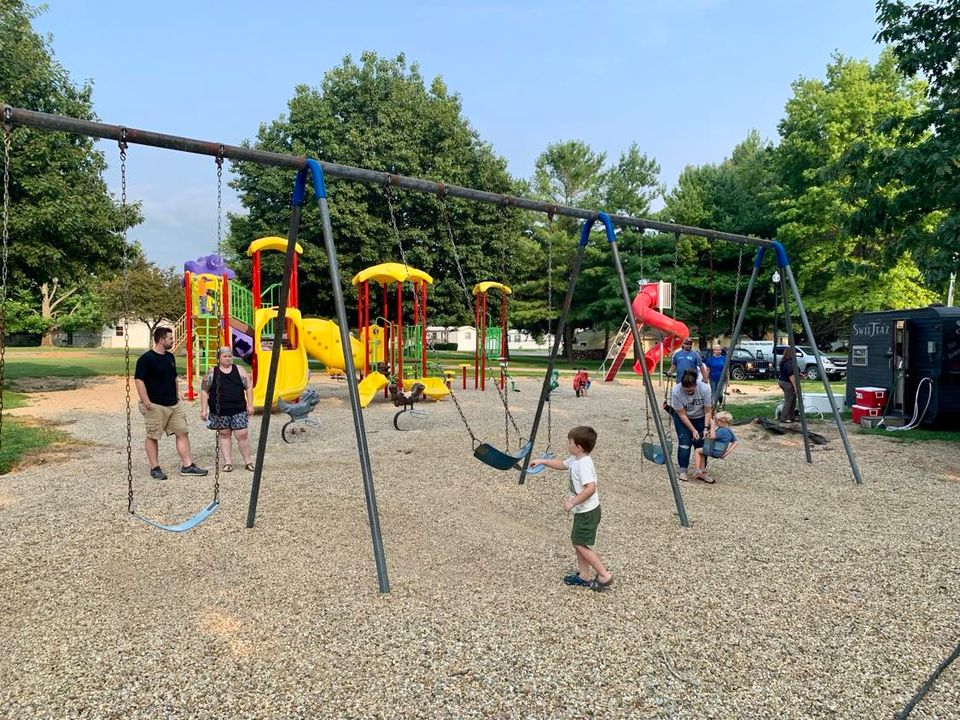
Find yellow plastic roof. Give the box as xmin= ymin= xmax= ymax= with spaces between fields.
xmin=246 ymin=236 xmax=304 ymax=256
xmin=351 ymin=262 xmax=433 ymax=286
xmin=472 ymin=281 xmax=512 ymax=296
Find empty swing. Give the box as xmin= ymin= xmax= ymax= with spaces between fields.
xmin=120 ymin=138 xmax=226 ymax=532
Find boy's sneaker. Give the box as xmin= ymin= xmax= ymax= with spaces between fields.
xmin=562 ymin=573 xmax=591 ymax=587
xmin=180 ymin=463 xmax=209 ymax=477
xmin=149 ymin=466 xmax=167 ymax=480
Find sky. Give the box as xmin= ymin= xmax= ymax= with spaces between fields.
xmin=30 ymin=0 xmax=884 ymax=269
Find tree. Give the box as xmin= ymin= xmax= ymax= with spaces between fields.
xmin=660 ymin=132 xmax=778 ymax=343
xmin=0 ymin=1 xmax=139 ymax=345
xmin=771 ymin=51 xmax=935 ymax=339
xmin=99 ymin=257 xmax=185 ymax=337
xmin=228 ymin=52 xmax=527 ymax=328
xmin=527 ymin=141 xmax=662 ymax=357
xmin=851 ymin=0 xmax=960 ymax=294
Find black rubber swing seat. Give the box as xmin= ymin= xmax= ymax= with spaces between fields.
xmin=474 ymin=440 xmax=534 ymax=471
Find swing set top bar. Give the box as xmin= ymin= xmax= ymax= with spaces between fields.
xmin=3 ymin=104 xmax=775 ymax=249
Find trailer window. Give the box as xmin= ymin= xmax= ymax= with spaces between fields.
xmin=852 ymin=346 xmax=868 ymax=366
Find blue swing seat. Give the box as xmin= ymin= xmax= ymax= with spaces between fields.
xmin=642 ymin=439 xmax=672 ymax=465
xmin=134 ymin=501 xmax=220 ymax=533
xmin=474 ymin=440 xmax=534 ymax=471
xmin=702 ymin=438 xmax=730 ymax=459
xmin=523 ymin=450 xmax=555 ymax=476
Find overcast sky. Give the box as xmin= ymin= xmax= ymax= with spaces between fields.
xmin=32 ymin=0 xmax=882 ymax=268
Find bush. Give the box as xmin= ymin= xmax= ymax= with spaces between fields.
xmin=431 ymin=342 xmax=460 ymax=351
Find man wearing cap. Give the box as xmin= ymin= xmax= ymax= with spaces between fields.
xmin=669 ymin=338 xmax=709 ymax=383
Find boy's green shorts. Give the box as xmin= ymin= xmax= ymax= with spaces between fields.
xmin=571 ymin=505 xmax=602 ymax=547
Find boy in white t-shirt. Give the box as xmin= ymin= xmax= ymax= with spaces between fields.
xmin=529 ymin=426 xmax=613 ymax=591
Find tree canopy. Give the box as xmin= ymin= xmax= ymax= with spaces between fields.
xmin=0 ymin=0 xmax=139 ymax=343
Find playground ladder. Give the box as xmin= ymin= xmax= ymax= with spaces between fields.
xmin=171 ymin=312 xmax=188 ymax=353
xmin=601 ymin=317 xmax=633 ymax=382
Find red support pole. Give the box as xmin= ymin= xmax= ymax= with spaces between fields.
xmin=396 ymin=282 xmax=403 ymax=390
xmin=252 ymin=252 xmax=262 ymax=311
xmin=474 ymin=297 xmax=480 ymax=389
xmin=290 ymin=253 xmax=299 ymax=309
xmin=480 ymin=293 xmax=487 ymax=391
xmin=421 ymin=281 xmax=428 ymax=378
xmin=222 ymin=274 xmax=231 ymax=349
xmin=462 ymin=364 xmax=467 ymax=390
xmin=184 ymin=272 xmax=195 ymax=400
xmin=364 ymin=280 xmax=371 ymax=376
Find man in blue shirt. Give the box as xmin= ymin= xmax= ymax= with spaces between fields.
xmin=670 ymin=338 xmax=709 ymax=383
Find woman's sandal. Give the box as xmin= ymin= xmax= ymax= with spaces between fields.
xmin=222 ymin=464 xmax=233 ymax=472
xmin=244 ymin=463 xmax=256 ymax=471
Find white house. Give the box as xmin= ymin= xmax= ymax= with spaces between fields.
xmin=53 ymin=318 xmax=179 ymax=350
xmin=426 ymin=326 xmax=553 ymax=352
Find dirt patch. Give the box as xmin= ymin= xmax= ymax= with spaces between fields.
xmin=8 ymin=376 xmax=127 ymax=414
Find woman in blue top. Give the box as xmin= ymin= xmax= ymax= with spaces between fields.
xmin=703 ymin=345 xmax=727 ymax=399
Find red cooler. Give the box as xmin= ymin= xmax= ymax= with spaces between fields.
xmin=851 ymin=404 xmax=881 ymax=424
xmin=855 ymin=386 xmax=887 ymax=409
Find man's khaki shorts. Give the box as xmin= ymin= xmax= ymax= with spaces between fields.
xmin=139 ymin=401 xmax=189 ymax=440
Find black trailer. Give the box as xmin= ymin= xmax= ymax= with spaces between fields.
xmin=845 ymin=306 xmax=960 ymax=427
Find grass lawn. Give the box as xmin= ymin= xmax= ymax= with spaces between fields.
xmin=0 ymin=418 xmax=69 ymax=474
xmin=4 ymin=347 xmax=129 ymax=381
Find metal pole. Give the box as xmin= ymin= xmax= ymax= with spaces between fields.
xmin=317 ymin=192 xmax=391 ymax=591
xmin=714 ymin=250 xmax=763 ymax=404
xmin=609 ymin=238 xmax=689 ymax=527
xmin=2 ymin=105 xmax=775 ymax=250
xmin=784 ymin=265 xmax=863 ymax=485
xmin=779 ymin=273 xmax=813 ymax=464
xmin=246 ymin=205 xmax=301 ymax=528
xmin=518 ymin=229 xmax=590 ymax=485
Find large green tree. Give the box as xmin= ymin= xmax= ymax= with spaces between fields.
xmin=661 ymin=131 xmax=779 ymax=343
xmin=522 ymin=141 xmax=662 ymax=357
xmin=0 ymin=1 xmax=137 ymax=344
xmin=99 ymin=256 xmax=184 ymax=338
xmin=228 ymin=52 xmax=536 ymax=327
xmin=847 ymin=0 xmax=960 ymax=294
xmin=772 ymin=50 xmax=935 ymax=339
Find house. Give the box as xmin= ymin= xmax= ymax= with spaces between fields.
xmin=426 ymin=326 xmax=553 ymax=352
xmin=53 ymin=318 xmax=180 ymax=350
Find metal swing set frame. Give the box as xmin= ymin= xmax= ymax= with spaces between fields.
xmin=2 ymin=104 xmax=862 ymax=595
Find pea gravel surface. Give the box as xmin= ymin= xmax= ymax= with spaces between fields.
xmin=2 ymin=375 xmax=958 ymax=719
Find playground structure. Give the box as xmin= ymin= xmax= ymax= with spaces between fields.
xmin=182 ymin=236 xmax=387 ymax=409
xmin=351 ymin=262 xmax=450 ymax=401
xmin=472 ymin=281 xmax=515 ymax=391
xmin=1 ymin=104 xmax=865 ymax=598
xmin=601 ymin=280 xmax=689 ymax=382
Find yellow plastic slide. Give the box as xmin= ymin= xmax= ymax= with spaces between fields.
xmin=301 ymin=318 xmax=383 ymax=375
xmin=251 ymin=307 xmax=310 ymax=408
xmin=301 ymin=318 xmax=388 ymax=408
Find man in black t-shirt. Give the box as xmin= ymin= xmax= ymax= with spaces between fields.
xmin=134 ymin=326 xmax=208 ymax=480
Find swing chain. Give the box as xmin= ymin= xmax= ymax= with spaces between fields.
xmin=489 ymin=367 xmax=522 ymax=441
xmin=212 ymin=149 xmax=225 ymax=504
xmin=383 ymin=181 xmax=410 ymax=272
xmin=119 ymin=132 xmax=134 ymax=514
xmin=0 ymin=115 xmax=11 ymax=452
xmin=446 ymin=384 xmax=478 ymax=448
xmin=437 ymin=194 xmax=474 ymax=311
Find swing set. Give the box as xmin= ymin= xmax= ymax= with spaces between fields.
xmin=1 ymin=103 xmax=863 ymax=594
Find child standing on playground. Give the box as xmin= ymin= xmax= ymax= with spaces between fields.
xmin=692 ymin=410 xmax=737 ymax=484
xmin=529 ymin=426 xmax=613 ymax=592
xmin=573 ymin=368 xmax=591 ymax=397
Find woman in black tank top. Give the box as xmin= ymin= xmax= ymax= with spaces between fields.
xmin=200 ymin=347 xmax=255 ymax=471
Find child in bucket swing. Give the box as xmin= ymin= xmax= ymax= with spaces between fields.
xmin=529 ymin=426 xmax=613 ymax=592
xmin=690 ymin=410 xmax=738 ymax=484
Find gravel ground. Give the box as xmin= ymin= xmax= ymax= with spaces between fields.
xmin=2 ymin=375 xmax=958 ymax=719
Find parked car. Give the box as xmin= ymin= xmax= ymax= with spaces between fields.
xmin=705 ymin=347 xmax=773 ymax=380
xmin=773 ymin=345 xmax=846 ymax=381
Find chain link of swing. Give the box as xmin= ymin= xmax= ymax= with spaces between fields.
xmin=1 ymin=113 xmax=12 ymax=454
xmin=120 ymin=133 xmax=135 ymax=513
